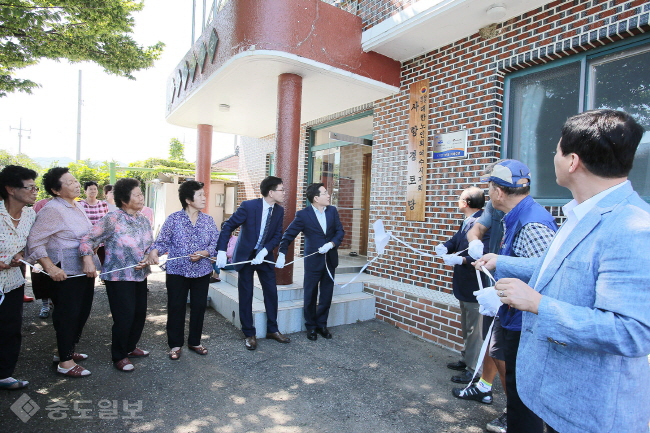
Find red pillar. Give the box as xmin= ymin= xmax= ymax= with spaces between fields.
xmin=196 ymin=124 xmax=213 ymax=213
xmin=275 ymin=73 xmax=302 ymax=285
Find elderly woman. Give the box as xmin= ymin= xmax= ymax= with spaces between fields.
xmin=80 ymin=178 xmax=152 ymax=372
xmin=103 ymin=184 xmax=118 ymax=212
xmin=146 ymin=181 xmax=218 ymax=360
xmin=0 ymin=165 xmax=38 ymax=389
xmin=26 ymin=167 xmax=100 ymax=378
xmin=80 ymin=181 xmax=109 ymax=225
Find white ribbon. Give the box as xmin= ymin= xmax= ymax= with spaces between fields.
xmin=460 ymin=266 xmax=499 ymax=392
xmin=20 ymin=253 xmax=211 ymax=280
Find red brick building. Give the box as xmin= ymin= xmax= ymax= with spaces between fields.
xmin=167 ymin=0 xmax=650 ymax=350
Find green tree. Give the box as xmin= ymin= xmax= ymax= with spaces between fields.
xmin=0 ymin=0 xmax=165 ymax=97
xmin=169 ymin=137 xmax=185 ymax=161
xmin=0 ymin=149 xmax=42 ymax=172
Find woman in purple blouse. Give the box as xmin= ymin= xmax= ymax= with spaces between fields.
xmin=80 ymin=178 xmax=152 ymax=372
xmin=145 ymin=181 xmax=218 ymax=360
xmin=27 ymin=167 xmax=100 ymax=378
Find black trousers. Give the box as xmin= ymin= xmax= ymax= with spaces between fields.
xmin=105 ymin=280 xmax=147 ymax=362
xmin=0 ymin=286 xmax=24 ymax=378
xmin=237 ymin=262 xmax=278 ymax=337
xmin=503 ymin=328 xmax=544 ymax=433
xmin=303 ymin=266 xmax=335 ymax=330
xmin=49 ymin=275 xmax=95 ymax=362
xmin=166 ymin=273 xmax=210 ymax=348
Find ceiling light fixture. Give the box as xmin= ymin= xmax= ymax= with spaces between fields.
xmin=486 ymin=4 xmax=507 ymax=22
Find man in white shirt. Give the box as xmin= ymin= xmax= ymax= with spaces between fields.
xmin=276 ymin=183 xmax=345 ymax=340
xmin=476 ymin=109 xmax=650 ymax=433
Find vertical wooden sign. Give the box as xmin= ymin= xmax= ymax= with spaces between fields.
xmin=406 ymin=79 xmax=429 ymax=221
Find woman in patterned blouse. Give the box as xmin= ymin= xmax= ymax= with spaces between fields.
xmin=145 ymin=181 xmax=219 ymax=360
xmin=26 ymin=167 xmax=100 ymax=378
xmin=0 ymin=165 xmax=38 ymax=389
xmin=80 ymin=178 xmax=153 ymax=372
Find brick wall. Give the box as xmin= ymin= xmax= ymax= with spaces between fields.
xmin=231 ymin=0 xmax=648 ymax=350
xmin=356 ymin=0 xmax=414 ymax=30
xmin=364 ymin=281 xmax=464 ymax=351
xmin=367 ymin=0 xmax=649 ymax=299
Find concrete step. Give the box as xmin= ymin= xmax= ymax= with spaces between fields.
xmin=255 ymin=281 xmax=365 ymax=302
xmin=208 ymin=280 xmax=375 ymax=338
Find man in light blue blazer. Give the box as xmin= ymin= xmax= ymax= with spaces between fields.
xmin=276 ymin=183 xmax=345 ymax=341
xmin=476 ymin=110 xmax=650 ymax=433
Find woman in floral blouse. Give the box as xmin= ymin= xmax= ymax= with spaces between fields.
xmin=0 ymin=165 xmax=38 ymax=389
xmin=145 ymin=181 xmax=219 ymax=360
xmin=80 ymin=178 xmax=153 ymax=372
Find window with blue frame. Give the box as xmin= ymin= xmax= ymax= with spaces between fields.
xmin=504 ymin=37 xmax=650 ymax=203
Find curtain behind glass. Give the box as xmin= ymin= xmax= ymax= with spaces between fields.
xmin=590 ymin=48 xmax=650 ymax=199
xmin=508 ymin=62 xmax=581 ymax=200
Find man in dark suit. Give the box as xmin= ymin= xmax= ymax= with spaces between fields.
xmin=275 ymin=183 xmax=345 ymax=340
xmin=215 ymin=176 xmax=290 ymax=350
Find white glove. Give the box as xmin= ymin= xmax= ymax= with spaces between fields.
xmin=215 ymin=251 xmax=227 ymax=268
xmin=442 ymin=254 xmax=463 ymax=266
xmin=473 ymin=286 xmax=502 ymax=317
xmin=275 ymin=253 xmax=286 ymax=269
xmin=468 ymin=239 xmax=485 ymax=260
xmin=435 ymin=243 xmax=448 ymax=256
xmin=318 ymin=242 xmax=334 ymax=254
xmin=251 ymin=248 xmax=267 ymax=265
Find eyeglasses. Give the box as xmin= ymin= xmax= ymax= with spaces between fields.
xmin=272 ymin=189 xmax=285 ymax=193
xmin=20 ymin=186 xmax=40 ymax=192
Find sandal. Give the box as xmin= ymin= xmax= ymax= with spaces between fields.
xmin=0 ymin=378 xmax=29 ymax=390
xmin=57 ymin=364 xmax=91 ymax=377
xmin=114 ymin=358 xmax=134 ymax=372
xmin=188 ymin=345 xmax=208 ymax=355
xmin=168 ymin=348 xmax=182 ymax=360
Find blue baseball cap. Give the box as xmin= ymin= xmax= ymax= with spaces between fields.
xmin=480 ymin=160 xmax=531 ymax=188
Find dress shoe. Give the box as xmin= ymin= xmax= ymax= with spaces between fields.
xmin=446 ymin=360 xmax=467 ymax=371
xmin=316 ymin=327 xmax=332 ymax=339
xmin=23 ymin=295 xmax=34 ymax=302
xmin=245 ymin=336 xmax=257 ymax=350
xmin=266 ymin=331 xmax=291 ymax=343
xmin=307 ymin=329 xmax=318 ymax=341
xmin=451 ymin=369 xmax=480 ymax=384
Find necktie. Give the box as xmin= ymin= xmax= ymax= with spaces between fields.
xmin=256 ymin=206 xmax=273 ymax=250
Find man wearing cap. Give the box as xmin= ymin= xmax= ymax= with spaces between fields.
xmin=477 ymin=159 xmax=557 ymax=433
xmin=476 ymin=110 xmax=650 ymax=433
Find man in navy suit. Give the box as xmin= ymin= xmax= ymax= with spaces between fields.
xmin=215 ymin=176 xmax=290 ymax=350
xmin=276 ymin=183 xmax=345 ymax=340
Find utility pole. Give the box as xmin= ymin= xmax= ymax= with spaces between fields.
xmin=76 ymin=70 xmax=82 ymax=161
xmin=9 ymin=118 xmax=30 ymax=154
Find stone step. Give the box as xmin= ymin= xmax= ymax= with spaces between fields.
xmin=208 ymin=281 xmax=375 ymax=338
xmin=257 ymin=281 xmax=365 ymax=302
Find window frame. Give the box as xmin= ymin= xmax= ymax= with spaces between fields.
xmin=503 ymin=34 xmax=650 ymax=206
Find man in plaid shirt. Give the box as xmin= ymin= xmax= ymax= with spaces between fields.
xmin=480 ymin=160 xmax=557 ymax=433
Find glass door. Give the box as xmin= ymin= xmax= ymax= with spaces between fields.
xmin=311 ymin=127 xmax=372 ymax=271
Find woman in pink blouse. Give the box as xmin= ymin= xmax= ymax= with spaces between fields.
xmin=26 ymin=167 xmax=100 ymax=378
xmin=80 ymin=178 xmax=153 ymax=372
xmin=0 ymin=165 xmax=38 ymax=390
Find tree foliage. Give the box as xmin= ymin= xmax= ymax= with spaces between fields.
xmin=0 ymin=148 xmax=41 ymax=172
xmin=127 ymin=157 xmax=195 ymax=182
xmin=168 ymin=137 xmax=185 ymax=161
xmin=0 ymin=0 xmax=164 ymax=96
